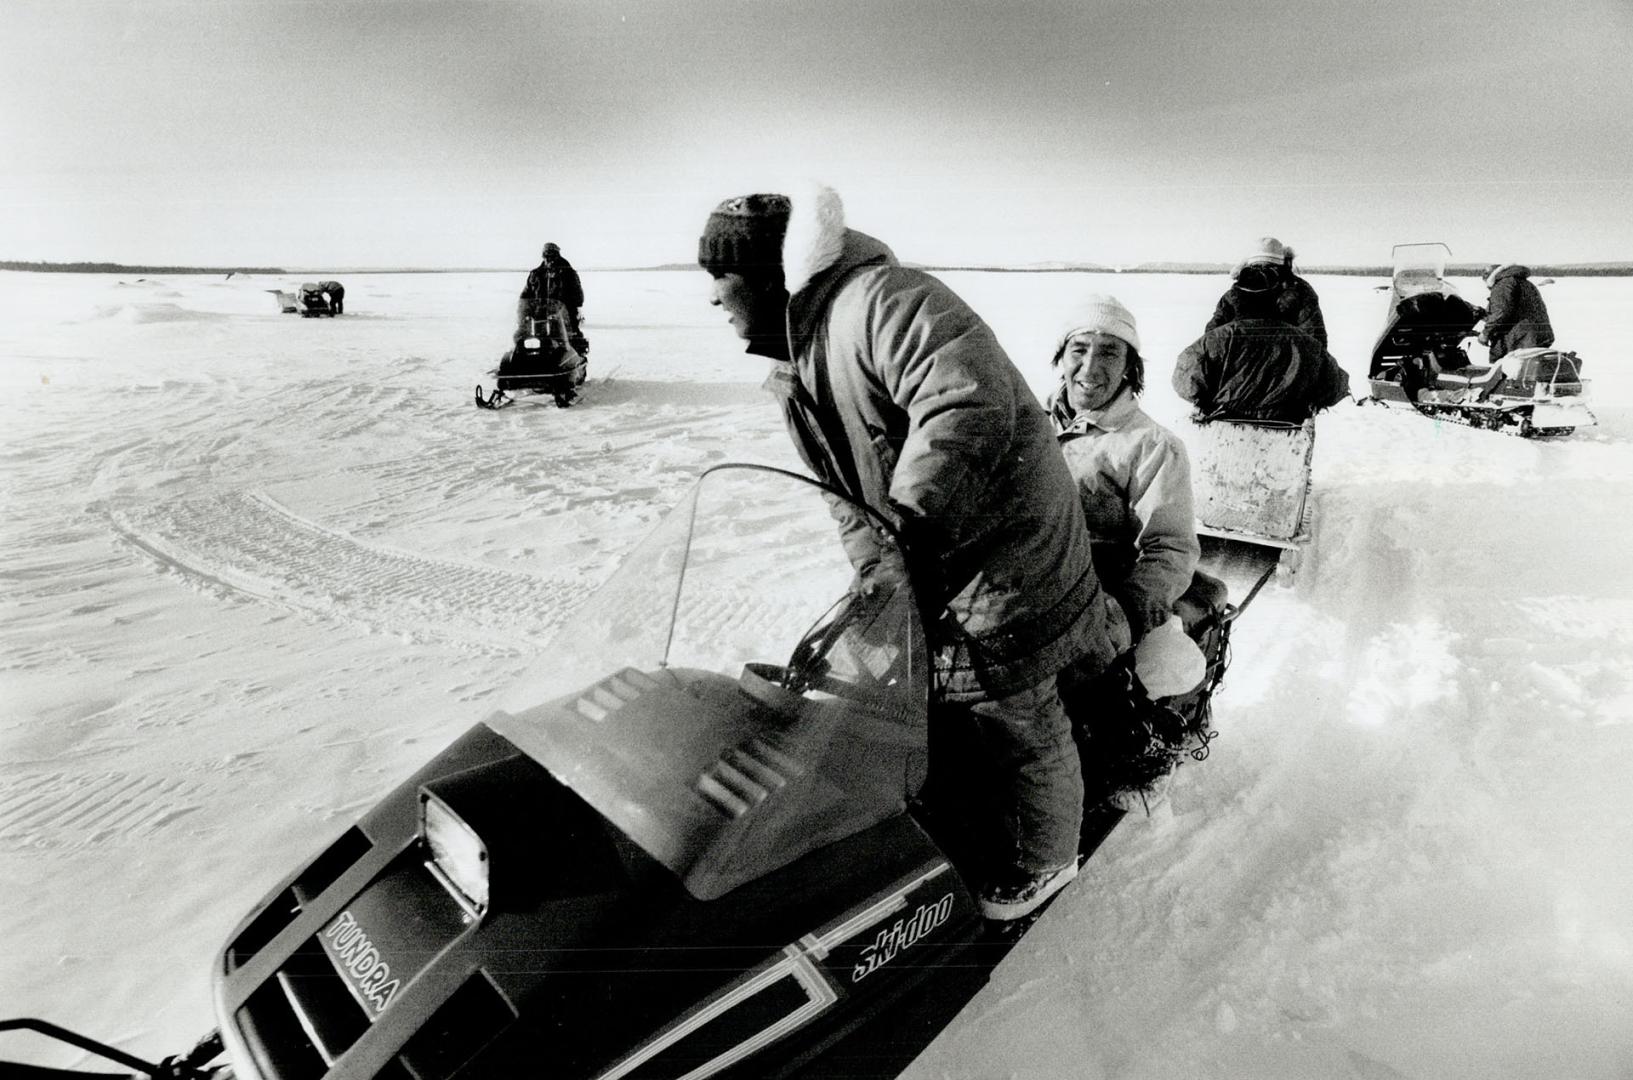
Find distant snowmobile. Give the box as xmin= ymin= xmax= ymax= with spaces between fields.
xmin=1364 ymin=243 xmax=1595 ymax=436
xmin=296 ymin=282 xmax=343 ymax=318
xmin=476 ymin=299 xmax=588 ymax=410
xmin=3 ymin=464 xmax=1249 ymax=1080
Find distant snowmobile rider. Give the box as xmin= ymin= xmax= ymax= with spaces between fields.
xmin=1479 ymin=263 xmax=1554 ymax=362
xmin=1047 ymin=295 xmax=1199 ymax=643
xmin=519 ymin=242 xmax=588 ymax=355
xmin=697 ymin=186 xmax=1130 ymax=921
xmin=1173 ymin=263 xmax=1351 ymax=423
xmin=1205 ymin=236 xmax=1327 ymax=348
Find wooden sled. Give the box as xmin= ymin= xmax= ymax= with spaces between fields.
xmin=1181 ymin=417 xmax=1315 ymax=581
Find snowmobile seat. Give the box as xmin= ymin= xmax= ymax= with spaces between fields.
xmin=1432 ymin=363 xmax=1503 ymax=394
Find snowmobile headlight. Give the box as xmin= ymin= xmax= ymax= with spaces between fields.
xmin=421 ymin=792 xmax=489 ymax=913
xmin=522 ymin=336 xmax=541 ymax=350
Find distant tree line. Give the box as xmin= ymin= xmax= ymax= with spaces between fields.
xmin=1 ymin=260 xmax=287 ymax=275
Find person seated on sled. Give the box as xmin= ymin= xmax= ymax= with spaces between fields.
xmin=1205 ymin=237 xmax=1327 ymax=348
xmin=1174 ymin=262 xmax=1350 ymax=423
xmin=319 ymin=280 xmax=344 ymax=315
xmin=1479 ymin=263 xmax=1554 ymax=362
xmin=519 ymin=242 xmax=588 ymax=355
xmin=697 ymin=186 xmax=1129 ymax=922
xmin=1046 ymin=295 xmax=1200 ymax=645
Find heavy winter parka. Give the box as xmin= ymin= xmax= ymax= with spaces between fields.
xmin=1481 ymin=264 xmax=1554 ymax=361
xmin=1173 ymin=318 xmax=1350 ymax=423
xmin=520 ymin=256 xmax=584 ymax=314
xmin=765 ymin=189 xmax=1128 ymax=701
xmin=1205 ymin=271 xmax=1327 ymax=348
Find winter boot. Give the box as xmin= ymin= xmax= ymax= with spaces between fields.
xmin=979 ymin=860 xmax=1080 ymax=921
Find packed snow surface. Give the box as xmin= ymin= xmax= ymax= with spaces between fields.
xmin=2 ymin=269 xmax=1631 ymax=1078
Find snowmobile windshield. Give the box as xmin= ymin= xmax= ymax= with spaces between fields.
xmin=488 ymin=464 xmax=930 ymax=899
xmin=1391 ymin=242 xmax=1455 ymax=298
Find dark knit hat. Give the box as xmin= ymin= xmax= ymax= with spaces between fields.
xmin=543 ymin=242 xmax=560 ymax=258
xmin=698 ymin=193 xmax=792 ymax=275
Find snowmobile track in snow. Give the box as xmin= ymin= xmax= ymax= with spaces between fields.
xmin=0 ymin=770 xmax=205 ymax=851
xmin=106 ymin=490 xmax=588 ymax=650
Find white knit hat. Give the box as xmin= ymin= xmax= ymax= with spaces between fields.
xmin=1241 ymin=236 xmax=1290 ymax=266
xmin=1055 ymin=294 xmax=1140 ymax=356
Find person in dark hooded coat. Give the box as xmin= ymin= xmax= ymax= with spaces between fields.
xmin=1174 ymin=263 xmax=1350 ymax=423
xmin=519 ymin=242 xmax=588 ymax=354
xmin=697 ymin=185 xmax=1130 ymax=921
xmin=1479 ymin=263 xmax=1554 ymax=361
xmin=1205 ymin=237 xmax=1327 ymax=348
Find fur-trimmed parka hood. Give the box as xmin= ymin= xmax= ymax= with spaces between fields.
xmin=1485 ymin=263 xmax=1530 ymax=286
xmin=779 ymin=184 xmax=897 ymax=297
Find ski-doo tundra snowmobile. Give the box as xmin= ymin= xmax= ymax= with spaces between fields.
xmin=1364 ymin=243 xmax=1595 ymax=436
xmin=475 ymin=300 xmax=588 ymax=410
xmin=3 ymin=465 xmax=1237 ymax=1080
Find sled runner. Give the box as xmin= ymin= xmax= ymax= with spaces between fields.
xmin=4 ymin=465 xmax=1244 ymax=1080
xmin=1364 ymin=243 xmax=1596 ymax=436
xmin=476 ymin=300 xmax=587 ymax=410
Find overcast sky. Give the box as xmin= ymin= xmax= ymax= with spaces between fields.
xmin=3 ymin=0 xmax=1630 ymax=269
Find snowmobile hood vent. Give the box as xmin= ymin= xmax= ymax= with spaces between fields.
xmin=696 ymin=739 xmax=798 ymax=818
xmin=490 ymin=665 xmax=922 ymax=901
xmin=226 ymin=827 xmax=372 ymax=969
xmin=572 ymin=669 xmax=657 ymax=722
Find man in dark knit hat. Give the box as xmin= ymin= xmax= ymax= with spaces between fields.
xmin=697 ymin=185 xmax=1129 ymax=921
xmin=519 ymin=241 xmax=587 ymax=355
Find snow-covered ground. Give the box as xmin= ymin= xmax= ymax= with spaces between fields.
xmin=2 ymin=268 xmax=1631 ymax=1079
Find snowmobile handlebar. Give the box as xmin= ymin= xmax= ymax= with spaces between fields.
xmin=0 ymin=1019 xmax=226 ymax=1080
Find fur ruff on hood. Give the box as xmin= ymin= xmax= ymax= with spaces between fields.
xmin=780 ymin=183 xmax=850 ymax=296
xmin=1486 ymin=262 xmax=1528 ymax=286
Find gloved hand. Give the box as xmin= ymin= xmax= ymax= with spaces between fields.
xmin=1117 ymin=588 xmax=1175 ymax=643
xmin=887 ymin=507 xmax=951 ymax=637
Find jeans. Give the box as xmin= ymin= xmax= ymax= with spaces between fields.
xmin=968 ymin=676 xmax=1082 ymax=874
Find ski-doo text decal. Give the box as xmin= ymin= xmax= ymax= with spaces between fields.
xmin=324 ymin=911 xmax=401 ymax=1014
xmin=850 ymin=893 xmax=954 ymax=983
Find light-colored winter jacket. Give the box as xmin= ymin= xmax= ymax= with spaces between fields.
xmin=765 ymin=189 xmax=1128 ymax=700
xmin=1049 ymin=387 xmax=1199 ymax=639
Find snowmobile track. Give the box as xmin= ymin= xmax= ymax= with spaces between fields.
xmin=0 ymin=770 xmax=205 ymax=851
xmin=106 ymin=490 xmax=589 ymax=650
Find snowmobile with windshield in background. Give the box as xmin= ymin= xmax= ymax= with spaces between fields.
xmin=2 ymin=464 xmax=1245 ymax=1080
xmin=475 ymin=299 xmax=588 ymax=410
xmin=1363 ymin=242 xmax=1595 ymax=436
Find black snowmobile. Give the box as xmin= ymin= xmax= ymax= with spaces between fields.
xmin=3 ymin=465 xmax=1239 ymax=1080
xmin=475 ymin=300 xmax=588 ymax=410
xmin=1363 ymin=243 xmax=1595 ymax=436
xmin=296 ymin=283 xmax=341 ymax=318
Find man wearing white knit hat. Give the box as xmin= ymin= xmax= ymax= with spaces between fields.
xmin=1046 ymin=295 xmax=1199 ymax=644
